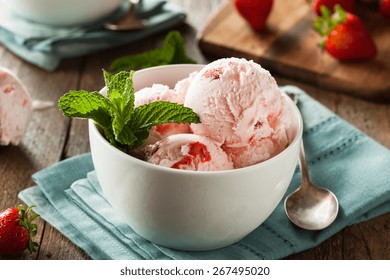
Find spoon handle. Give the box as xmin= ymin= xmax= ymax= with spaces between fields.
xmin=299 ymin=140 xmax=312 ymax=188
xmin=129 ymin=0 xmax=139 ymax=15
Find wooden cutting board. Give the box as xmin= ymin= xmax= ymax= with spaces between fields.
xmin=198 ymin=0 xmax=390 ymax=102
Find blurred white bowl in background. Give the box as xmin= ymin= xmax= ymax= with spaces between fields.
xmin=5 ymin=0 xmax=123 ymax=26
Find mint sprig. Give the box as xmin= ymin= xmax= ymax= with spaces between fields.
xmin=110 ymin=31 xmax=196 ymax=72
xmin=58 ymin=70 xmax=200 ymax=151
xmin=104 ymin=70 xmax=136 ymax=146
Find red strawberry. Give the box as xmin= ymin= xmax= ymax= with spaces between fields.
xmin=0 ymin=205 xmax=39 ymax=256
xmin=314 ymin=5 xmax=376 ymax=60
xmin=380 ymin=0 xmax=390 ymax=19
xmin=234 ymin=0 xmax=273 ymax=32
xmin=313 ymin=0 xmax=356 ymax=15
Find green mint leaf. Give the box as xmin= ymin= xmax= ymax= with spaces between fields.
xmin=103 ymin=70 xmax=137 ymax=146
xmin=131 ymin=100 xmax=200 ymax=131
xmin=114 ymin=124 xmax=137 ymax=147
xmin=129 ymin=101 xmax=200 ymax=146
xmin=132 ymin=128 xmax=151 ymax=148
xmin=110 ymin=31 xmax=196 ymax=72
xmin=103 ymin=70 xmax=135 ymax=108
xmin=162 ymin=31 xmax=197 ymax=64
xmin=58 ymin=90 xmax=111 ymax=128
xmin=110 ymin=49 xmax=167 ymax=73
xmin=103 ymin=70 xmax=135 ymax=119
xmin=58 ymin=90 xmax=116 ymax=144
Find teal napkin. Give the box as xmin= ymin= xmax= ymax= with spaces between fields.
xmin=19 ymin=86 xmax=390 ymax=259
xmin=0 ymin=0 xmax=186 ymax=71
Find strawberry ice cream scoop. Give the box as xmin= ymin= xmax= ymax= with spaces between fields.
xmin=0 ymin=67 xmax=33 ymax=145
xmin=173 ymin=71 xmax=198 ymax=98
xmin=135 ymin=83 xmax=191 ymax=145
xmin=135 ymin=83 xmax=185 ymax=106
xmin=147 ymin=134 xmax=234 ymax=171
xmin=184 ymin=58 xmax=291 ymax=168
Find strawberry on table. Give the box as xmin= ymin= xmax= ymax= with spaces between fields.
xmin=0 ymin=205 xmax=39 ymax=256
xmin=234 ymin=0 xmax=274 ymax=32
xmin=380 ymin=0 xmax=390 ymax=19
xmin=313 ymin=0 xmax=356 ymax=15
xmin=314 ymin=5 xmax=377 ymax=61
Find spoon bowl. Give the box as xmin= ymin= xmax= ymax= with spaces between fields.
xmin=284 ymin=93 xmax=339 ymax=230
xmin=285 ymin=183 xmax=339 ymax=230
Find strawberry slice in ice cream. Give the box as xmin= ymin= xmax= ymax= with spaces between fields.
xmin=147 ymin=134 xmax=233 ymax=171
xmin=184 ymin=58 xmax=291 ymax=168
xmin=0 ymin=67 xmax=32 ymax=145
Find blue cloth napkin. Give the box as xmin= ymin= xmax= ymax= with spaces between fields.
xmin=0 ymin=0 xmax=186 ymax=71
xmin=19 ymin=86 xmax=390 ymax=259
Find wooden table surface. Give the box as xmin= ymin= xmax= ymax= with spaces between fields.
xmin=1 ymin=0 xmax=390 ymax=260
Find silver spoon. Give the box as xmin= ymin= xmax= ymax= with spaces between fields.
xmin=284 ymin=93 xmax=339 ymax=230
xmin=104 ymin=0 xmax=146 ymax=31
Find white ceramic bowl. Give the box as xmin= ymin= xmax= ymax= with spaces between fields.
xmin=5 ymin=0 xmax=122 ymax=26
xmin=89 ymin=64 xmax=303 ymax=251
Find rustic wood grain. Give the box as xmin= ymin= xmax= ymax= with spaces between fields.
xmin=198 ymin=0 xmax=390 ymax=102
xmin=1 ymin=0 xmax=390 ymax=260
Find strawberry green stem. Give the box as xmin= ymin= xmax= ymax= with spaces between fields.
xmin=313 ymin=4 xmax=347 ymax=47
xmin=18 ymin=205 xmax=39 ymax=253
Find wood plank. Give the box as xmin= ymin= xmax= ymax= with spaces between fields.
xmin=198 ymin=0 xmax=390 ymax=102
xmin=38 ymin=225 xmax=88 ymax=260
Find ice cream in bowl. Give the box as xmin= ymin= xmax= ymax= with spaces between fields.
xmin=60 ymin=58 xmax=303 ymax=251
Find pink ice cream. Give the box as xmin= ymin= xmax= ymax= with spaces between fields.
xmin=135 ymin=83 xmax=191 ymax=145
xmin=135 ymin=83 xmax=185 ymax=106
xmin=173 ymin=71 xmax=197 ymax=98
xmin=147 ymin=134 xmax=233 ymax=171
xmin=0 ymin=67 xmax=32 ymax=145
xmin=184 ymin=58 xmax=290 ymax=168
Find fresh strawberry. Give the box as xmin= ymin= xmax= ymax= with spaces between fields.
xmin=380 ymin=0 xmax=390 ymax=19
xmin=314 ymin=5 xmax=376 ymax=60
xmin=0 ymin=205 xmax=39 ymax=256
xmin=313 ymin=0 xmax=356 ymax=15
xmin=234 ymin=0 xmax=273 ymax=32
